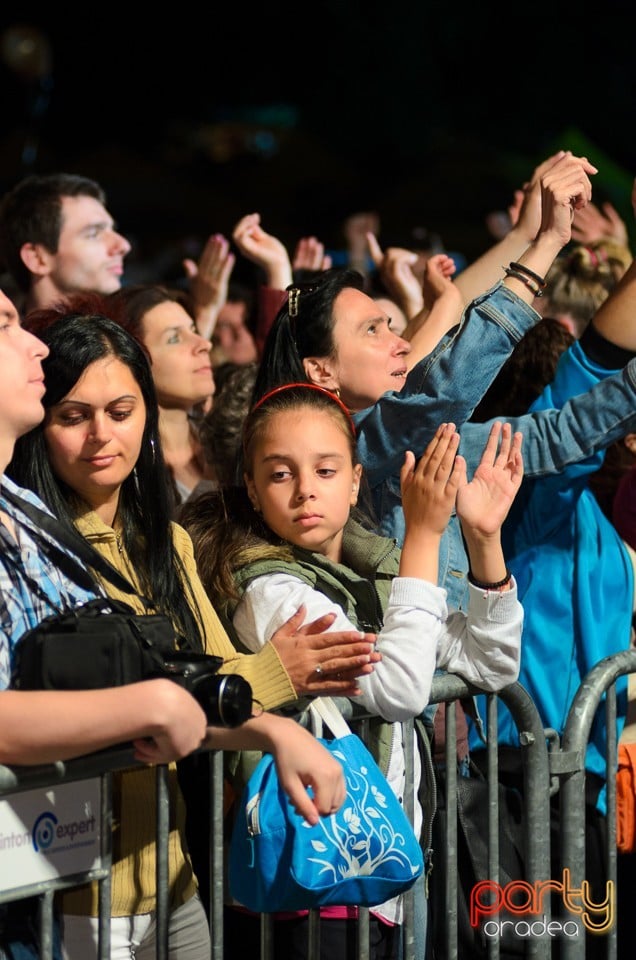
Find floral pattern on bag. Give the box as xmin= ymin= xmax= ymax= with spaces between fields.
xmin=303 ymin=750 xmax=421 ymax=881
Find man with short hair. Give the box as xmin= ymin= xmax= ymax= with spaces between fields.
xmin=0 ymin=173 xmax=131 ymax=315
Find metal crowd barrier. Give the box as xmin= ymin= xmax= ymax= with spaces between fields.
xmin=427 ymin=674 xmax=553 ymax=960
xmin=559 ymin=648 xmax=636 ymax=960
xmin=2 ymin=656 xmax=635 ymax=960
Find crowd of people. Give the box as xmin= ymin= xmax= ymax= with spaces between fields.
xmin=1 ymin=150 xmax=636 ymax=960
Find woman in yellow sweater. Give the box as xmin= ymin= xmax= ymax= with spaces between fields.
xmin=8 ymin=298 xmax=377 ymax=960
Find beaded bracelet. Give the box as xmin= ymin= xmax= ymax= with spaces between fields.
xmin=503 ymin=267 xmax=543 ymax=297
xmin=509 ymin=261 xmax=547 ymax=289
xmin=467 ymin=569 xmax=512 ymax=590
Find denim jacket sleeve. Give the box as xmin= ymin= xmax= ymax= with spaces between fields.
xmin=459 ymin=348 xmax=636 ymax=478
xmin=353 ymin=282 xmax=541 ymax=487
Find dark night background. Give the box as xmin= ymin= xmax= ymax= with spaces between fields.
xmin=1 ymin=4 xmax=636 ymax=280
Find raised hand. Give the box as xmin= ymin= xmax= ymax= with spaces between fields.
xmin=401 ymin=423 xmax=464 ymax=537
xmin=538 ymin=153 xmax=597 ymax=242
xmin=232 ymin=212 xmax=293 ymax=289
xmin=183 ymin=233 xmax=235 ymax=340
xmin=398 ymin=423 xmax=465 ymax=581
xmin=292 ymin=236 xmax=332 ymax=274
xmin=403 ymin=256 xmax=464 ymax=367
xmin=571 ymin=198 xmax=630 ymax=247
xmin=343 ymin=211 xmax=380 ymax=272
xmin=421 ymin=253 xmax=458 ymax=311
xmin=506 ymin=153 xmax=598 ymax=298
xmin=367 ymin=231 xmax=424 ymax=318
xmin=512 ymin=150 xmax=569 ymax=239
xmin=456 ymin=421 xmax=523 ymax=538
xmin=455 ymin=151 xmax=591 ymax=305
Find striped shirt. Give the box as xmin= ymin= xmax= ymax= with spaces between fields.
xmin=0 ymin=476 xmax=99 ymax=690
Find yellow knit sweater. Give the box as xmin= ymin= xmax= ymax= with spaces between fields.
xmin=60 ymin=510 xmax=294 ymax=917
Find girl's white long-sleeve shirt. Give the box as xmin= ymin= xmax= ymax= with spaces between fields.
xmin=232 ymin=572 xmax=522 ymax=925
xmin=233 ymin=574 xmax=523 ymax=721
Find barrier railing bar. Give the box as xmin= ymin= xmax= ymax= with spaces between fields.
xmin=560 ymin=649 xmax=636 ymax=960
xmin=7 ymin=656 xmax=635 ymax=960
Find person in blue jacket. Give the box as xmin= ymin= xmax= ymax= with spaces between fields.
xmin=465 ymin=307 xmax=636 ymax=959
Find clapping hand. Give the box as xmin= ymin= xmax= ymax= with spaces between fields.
xmin=456 ymin=421 xmax=523 ymax=538
xmin=183 ymin=233 xmax=235 ymax=340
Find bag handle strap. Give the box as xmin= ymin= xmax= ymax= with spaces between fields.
xmin=2 ymin=486 xmax=143 ymax=599
xmin=309 ymin=697 xmax=353 ymax=740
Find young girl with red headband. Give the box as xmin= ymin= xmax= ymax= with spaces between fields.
xmin=180 ymin=383 xmax=525 ymax=960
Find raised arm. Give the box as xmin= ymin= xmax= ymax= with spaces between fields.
xmin=589 ymin=181 xmax=636 ymax=350
xmin=456 ymin=421 xmax=523 ymax=586
xmin=292 ymin=235 xmax=332 ymax=277
xmin=403 ymin=254 xmax=463 ymax=367
xmin=366 ymin=231 xmax=425 ymax=320
xmin=353 ymin=153 xmax=596 ymax=490
xmin=232 ymin=212 xmax=293 ymax=291
xmin=184 ymin=233 xmax=236 ymax=340
xmin=460 ymin=357 xmax=636 ymax=477
xmin=571 ymin=196 xmax=630 ymax=248
xmin=454 ymin=151 xmax=594 ymax=303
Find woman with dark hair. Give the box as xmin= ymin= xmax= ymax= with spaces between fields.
xmin=107 ymin=283 xmax=214 ymax=506
xmin=247 ymin=154 xmax=636 ymax=621
xmin=8 ymin=297 xmax=380 ymax=960
xmin=15 ymin=300 xmax=201 ymax=640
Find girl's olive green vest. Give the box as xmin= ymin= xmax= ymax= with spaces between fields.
xmin=223 ymin=517 xmax=437 ymax=856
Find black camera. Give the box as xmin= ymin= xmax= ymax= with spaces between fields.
xmin=12 ymin=599 xmax=254 ymax=729
xmin=157 ymin=651 xmax=254 ymax=728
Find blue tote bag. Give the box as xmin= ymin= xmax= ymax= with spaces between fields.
xmin=229 ymin=697 xmax=424 ymax=913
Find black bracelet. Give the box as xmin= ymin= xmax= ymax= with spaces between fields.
xmin=467 ymin=569 xmax=512 ymax=590
xmin=503 ymin=268 xmax=543 ymax=297
xmin=509 ymin=261 xmax=547 ymax=289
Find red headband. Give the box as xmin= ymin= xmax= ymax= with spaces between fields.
xmin=250 ymin=382 xmax=357 ymax=438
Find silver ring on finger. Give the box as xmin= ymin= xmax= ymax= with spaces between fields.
xmin=314 ymin=664 xmax=323 ymax=677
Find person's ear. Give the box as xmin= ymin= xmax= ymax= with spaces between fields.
xmin=20 ymin=242 xmax=54 ymax=278
xmin=350 ymin=463 xmax=363 ymax=506
xmin=244 ymin=475 xmax=261 ymax=513
xmin=302 ymin=356 xmax=339 ymax=391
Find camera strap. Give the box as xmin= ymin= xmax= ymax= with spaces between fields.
xmin=2 ymin=486 xmax=147 ymax=603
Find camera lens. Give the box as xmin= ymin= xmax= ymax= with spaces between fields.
xmin=158 ymin=652 xmax=254 ymax=728
xmin=191 ymin=672 xmax=254 ymax=728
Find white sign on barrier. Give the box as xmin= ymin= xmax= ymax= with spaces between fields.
xmin=0 ymin=779 xmax=102 ymax=892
